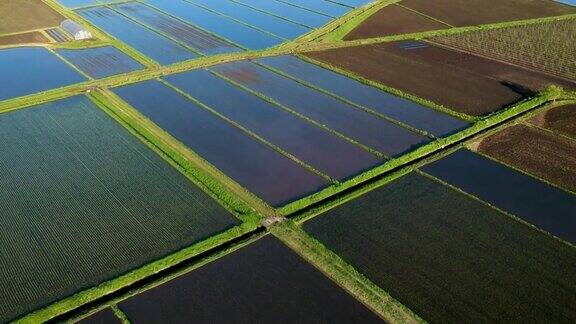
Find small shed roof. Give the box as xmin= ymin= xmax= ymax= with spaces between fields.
xmin=60 ymin=19 xmax=86 ymax=35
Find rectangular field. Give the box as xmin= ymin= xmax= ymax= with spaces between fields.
xmin=475 ymin=124 xmax=576 ymax=192
xmin=257 ymin=55 xmax=468 ymax=136
xmin=78 ymin=6 xmax=196 ymax=65
xmin=0 ymin=0 xmax=63 ymax=34
xmin=118 ymin=237 xmax=381 ymax=323
xmin=0 ymin=96 xmax=239 ymax=322
xmin=0 ymin=47 xmax=85 ymax=101
xmin=423 ymin=149 xmax=576 ymax=243
xmin=401 ymin=0 xmax=575 ymax=26
xmin=231 ymin=0 xmax=332 ymax=26
xmin=113 ymin=80 xmax=328 ymax=207
xmin=143 ymin=0 xmax=283 ymax=50
xmin=112 ymin=2 xmax=241 ymax=55
xmin=0 ymin=31 xmax=50 ymax=46
xmin=306 ymin=41 xmax=570 ymax=116
xmin=165 ymin=69 xmax=383 ymax=180
xmin=211 ymin=60 xmax=429 ymax=155
xmin=56 ymin=46 xmax=144 ymax=78
xmin=185 ymin=0 xmax=310 ymax=39
xmin=530 ymin=104 xmax=576 ymax=138
xmin=303 ymin=172 xmax=576 ymax=323
xmin=432 ymin=19 xmax=576 ymax=83
xmin=343 ymin=4 xmax=449 ymax=40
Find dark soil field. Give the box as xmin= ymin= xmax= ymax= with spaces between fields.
xmin=401 ymin=0 xmax=575 ymax=27
xmin=423 ymin=149 xmax=576 ymax=244
xmin=530 ymin=104 xmax=576 ymax=138
xmin=119 ymin=237 xmax=382 ymax=323
xmin=0 ymin=0 xmax=64 ymax=34
xmin=304 ymin=172 xmax=576 ymax=323
xmin=0 ymin=31 xmax=49 ymax=46
xmin=476 ymin=124 xmax=576 ymax=192
xmin=344 ymin=4 xmax=449 ymax=40
xmin=77 ymin=308 xmax=121 ymax=324
xmin=306 ymin=42 xmax=567 ymax=116
xmin=0 ymin=96 xmax=239 ymax=322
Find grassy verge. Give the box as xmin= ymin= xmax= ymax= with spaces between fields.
xmin=15 ymin=223 xmax=257 ymax=324
xmin=270 ymin=221 xmax=424 ymax=323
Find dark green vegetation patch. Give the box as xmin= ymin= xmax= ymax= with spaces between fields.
xmin=0 ymin=96 xmax=238 ymax=322
xmin=119 ymin=237 xmax=382 ymax=323
xmin=304 ymin=173 xmax=576 ymax=323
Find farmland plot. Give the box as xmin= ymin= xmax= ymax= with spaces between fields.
xmin=78 ymin=6 xmax=196 ymax=65
xmin=343 ymin=3 xmax=449 ymax=40
xmin=143 ymin=0 xmax=283 ymax=50
xmin=257 ymin=55 xmax=468 ymax=136
xmin=262 ymin=0 xmax=352 ymax=18
xmin=432 ymin=19 xmax=576 ymax=83
xmin=56 ymin=46 xmax=144 ymax=78
xmin=0 ymin=31 xmax=50 ymax=46
xmin=0 ymin=96 xmax=239 ymax=322
xmin=165 ymin=69 xmax=382 ymax=180
xmin=211 ymin=61 xmax=429 ymax=155
xmin=231 ymin=0 xmax=332 ymax=27
xmin=475 ymin=124 xmax=576 ymax=192
xmin=185 ymin=0 xmax=311 ymax=39
xmin=57 ymin=0 xmax=101 ymax=9
xmin=306 ymin=41 xmax=571 ymax=116
xmin=401 ymin=0 xmax=575 ymax=26
xmin=119 ymin=237 xmax=382 ymax=323
xmin=112 ymin=2 xmax=241 ymax=55
xmin=0 ymin=0 xmax=63 ymax=34
xmin=0 ymin=47 xmax=85 ymax=101
xmin=304 ymin=173 xmax=576 ymax=323
xmin=114 ymin=80 xmax=328 ymax=207
xmin=423 ymin=149 xmax=576 ymax=243
xmin=530 ymin=104 xmax=576 ymax=138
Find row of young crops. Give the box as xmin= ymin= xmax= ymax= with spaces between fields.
xmin=432 ymin=18 xmax=576 ymax=81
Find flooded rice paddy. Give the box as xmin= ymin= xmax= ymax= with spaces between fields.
xmin=211 ymin=60 xmax=430 ymax=156
xmin=165 ymin=69 xmax=383 ymax=180
xmin=78 ymin=6 xmax=196 ymax=65
xmin=114 ymin=80 xmax=328 ymax=206
xmin=118 ymin=237 xmax=382 ymax=323
xmin=0 ymin=47 xmax=85 ymax=101
xmin=56 ymin=46 xmax=144 ymax=78
xmin=113 ymin=2 xmax=241 ymax=55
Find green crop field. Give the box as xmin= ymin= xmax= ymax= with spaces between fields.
xmin=303 ymin=172 xmax=576 ymax=323
xmin=0 ymin=96 xmax=238 ymax=322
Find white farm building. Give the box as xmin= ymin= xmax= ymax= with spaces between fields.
xmin=60 ymin=20 xmax=92 ymax=40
